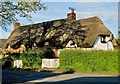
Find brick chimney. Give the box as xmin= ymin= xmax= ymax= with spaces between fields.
xmin=67 ymin=7 xmax=76 ymax=20
xmin=13 ymin=22 xmax=20 ymax=29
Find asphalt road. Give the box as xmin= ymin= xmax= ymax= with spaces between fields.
xmin=1 ymin=70 xmax=120 ymax=84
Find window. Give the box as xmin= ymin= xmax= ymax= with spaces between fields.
xmin=70 ymin=41 xmax=75 ymax=45
xmin=101 ymin=36 xmax=107 ymax=43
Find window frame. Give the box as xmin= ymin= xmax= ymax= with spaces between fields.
xmin=101 ymin=36 xmax=107 ymax=43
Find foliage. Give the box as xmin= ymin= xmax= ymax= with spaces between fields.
xmin=118 ymin=30 xmax=120 ymax=38
xmin=0 ymin=1 xmax=47 ymax=31
xmin=59 ymin=49 xmax=118 ymax=72
xmin=43 ymin=47 xmax=55 ymax=58
xmin=63 ymin=67 xmax=75 ymax=74
xmin=19 ymin=49 xmax=45 ymax=69
xmin=2 ymin=56 xmax=13 ymax=69
xmin=0 ymin=48 xmax=2 ymax=53
xmin=116 ymin=38 xmax=120 ymax=45
xmin=2 ymin=48 xmax=54 ymax=69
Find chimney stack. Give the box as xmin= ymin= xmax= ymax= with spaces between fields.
xmin=67 ymin=7 xmax=76 ymax=20
xmin=13 ymin=22 xmax=20 ymax=29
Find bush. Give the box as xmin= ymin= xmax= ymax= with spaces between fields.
xmin=2 ymin=57 xmax=13 ymax=69
xmin=59 ymin=49 xmax=118 ymax=72
xmin=19 ymin=49 xmax=45 ymax=69
xmin=43 ymin=48 xmax=55 ymax=58
xmin=2 ymin=48 xmax=53 ymax=69
xmin=116 ymin=38 xmax=120 ymax=45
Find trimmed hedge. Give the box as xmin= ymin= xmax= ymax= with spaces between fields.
xmin=59 ymin=49 xmax=118 ymax=72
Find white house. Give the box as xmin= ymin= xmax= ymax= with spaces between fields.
xmin=93 ymin=34 xmax=114 ymax=50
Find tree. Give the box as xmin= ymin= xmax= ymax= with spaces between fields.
xmin=0 ymin=1 xmax=47 ymax=31
xmin=116 ymin=29 xmax=120 ymax=45
xmin=118 ymin=30 xmax=120 ymax=38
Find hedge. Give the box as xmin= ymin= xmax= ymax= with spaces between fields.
xmin=59 ymin=49 xmax=118 ymax=72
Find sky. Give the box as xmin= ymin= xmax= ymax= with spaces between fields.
xmin=0 ymin=1 xmax=119 ymax=39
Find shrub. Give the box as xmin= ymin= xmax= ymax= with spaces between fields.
xmin=2 ymin=57 xmax=13 ymax=69
xmin=19 ymin=49 xmax=45 ymax=69
xmin=116 ymin=38 xmax=120 ymax=45
xmin=43 ymin=48 xmax=55 ymax=58
xmin=2 ymin=48 xmax=51 ymax=69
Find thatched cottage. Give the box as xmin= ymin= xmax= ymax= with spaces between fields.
xmin=0 ymin=39 xmax=7 ymax=48
xmin=2 ymin=10 xmax=117 ymax=50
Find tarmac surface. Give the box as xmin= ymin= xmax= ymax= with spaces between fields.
xmin=1 ymin=69 xmax=119 ymax=84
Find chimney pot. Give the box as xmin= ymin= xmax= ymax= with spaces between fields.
xmin=14 ymin=22 xmax=20 ymax=29
xmin=67 ymin=12 xmax=76 ymax=20
xmin=67 ymin=7 xmax=76 ymax=20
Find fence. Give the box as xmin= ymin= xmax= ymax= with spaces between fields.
xmin=42 ymin=59 xmax=59 ymax=68
xmin=13 ymin=60 xmax=22 ymax=68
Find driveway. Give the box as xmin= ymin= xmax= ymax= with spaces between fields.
xmin=1 ymin=70 xmax=119 ymax=84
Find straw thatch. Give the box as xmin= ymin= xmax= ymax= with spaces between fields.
xmin=0 ymin=39 xmax=7 ymax=48
xmin=2 ymin=16 xmax=117 ymax=49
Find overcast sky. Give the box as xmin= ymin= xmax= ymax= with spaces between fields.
xmin=0 ymin=1 xmax=119 ymax=39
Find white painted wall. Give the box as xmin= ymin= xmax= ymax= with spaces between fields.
xmin=66 ymin=40 xmax=77 ymax=48
xmin=93 ymin=36 xmax=114 ymax=50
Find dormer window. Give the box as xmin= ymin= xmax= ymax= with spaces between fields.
xmin=101 ymin=36 xmax=107 ymax=43
xmin=70 ymin=41 xmax=75 ymax=45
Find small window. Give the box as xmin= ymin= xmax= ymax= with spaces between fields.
xmin=101 ymin=36 xmax=107 ymax=43
xmin=70 ymin=41 xmax=75 ymax=45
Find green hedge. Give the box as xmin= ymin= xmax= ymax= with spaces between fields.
xmin=59 ymin=49 xmax=118 ymax=72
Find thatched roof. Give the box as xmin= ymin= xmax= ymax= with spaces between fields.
xmin=2 ymin=16 xmax=117 ymax=49
xmin=0 ymin=39 xmax=7 ymax=48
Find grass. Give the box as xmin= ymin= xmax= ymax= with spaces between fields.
xmin=59 ymin=49 xmax=118 ymax=72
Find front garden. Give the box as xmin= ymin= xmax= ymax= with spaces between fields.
xmin=2 ymin=48 xmax=54 ymax=70
xmin=2 ymin=48 xmax=118 ymax=73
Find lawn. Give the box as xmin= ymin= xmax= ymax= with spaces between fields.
xmin=59 ymin=49 xmax=118 ymax=72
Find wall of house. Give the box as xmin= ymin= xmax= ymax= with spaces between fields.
xmin=93 ymin=36 xmax=113 ymax=50
xmin=66 ymin=40 xmax=77 ymax=48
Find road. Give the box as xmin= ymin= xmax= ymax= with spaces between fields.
xmin=1 ymin=70 xmax=119 ymax=84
